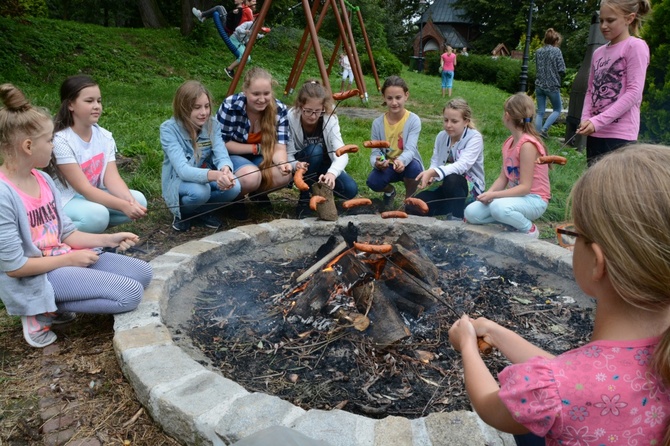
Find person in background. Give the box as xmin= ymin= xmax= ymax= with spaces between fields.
xmin=460 ymin=47 xmax=469 ymax=56
xmin=534 ymin=28 xmax=566 ymax=140
xmin=339 ymin=52 xmax=354 ymax=92
xmin=440 ymin=45 xmax=457 ymax=98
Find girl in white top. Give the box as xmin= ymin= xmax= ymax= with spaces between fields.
xmin=48 ymin=75 xmax=147 ymax=233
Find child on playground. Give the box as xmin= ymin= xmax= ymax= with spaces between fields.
xmin=440 ymin=45 xmax=457 ymax=98
xmin=339 ymin=52 xmax=354 ymax=92
xmin=160 ymin=81 xmax=241 ymax=232
xmin=216 ymin=67 xmax=292 ymax=217
xmin=448 ymin=144 xmax=670 ymax=444
xmin=577 ymin=0 xmax=651 ymax=165
xmin=0 ymin=84 xmax=152 ymax=348
xmin=463 ymin=93 xmax=549 ymax=237
xmin=367 ymin=75 xmax=423 ymax=211
xmin=48 ymin=75 xmax=147 ymax=234
xmin=410 ymin=98 xmax=484 ymax=219
xmin=287 ymin=80 xmax=358 ymax=218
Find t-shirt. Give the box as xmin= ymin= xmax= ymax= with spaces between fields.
xmin=498 ymin=337 xmax=670 ymax=445
xmin=340 ymin=55 xmax=351 ymax=70
xmin=441 ymin=52 xmax=456 ymax=72
xmin=383 ymin=110 xmax=409 ymax=160
xmin=303 ymin=122 xmax=325 ymax=148
xmin=0 ymin=170 xmax=71 ymax=257
xmin=501 ymin=133 xmax=550 ymax=202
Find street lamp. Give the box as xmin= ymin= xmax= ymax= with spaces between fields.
xmin=418 ymin=0 xmax=429 ymax=73
xmin=519 ymin=0 xmax=534 ymax=92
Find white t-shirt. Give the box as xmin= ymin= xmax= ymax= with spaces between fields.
xmin=52 ymin=124 xmax=117 ymax=205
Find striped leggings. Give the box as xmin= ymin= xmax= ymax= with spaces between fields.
xmin=46 ymin=252 xmax=153 ymax=314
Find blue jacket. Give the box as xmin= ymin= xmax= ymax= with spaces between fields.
xmin=160 ymin=117 xmax=234 ymax=218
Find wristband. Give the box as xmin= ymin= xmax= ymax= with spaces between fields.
xmin=251 ymin=143 xmax=259 ymax=155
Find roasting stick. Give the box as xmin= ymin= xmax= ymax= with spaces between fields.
xmin=296 ymin=241 xmax=348 ymax=283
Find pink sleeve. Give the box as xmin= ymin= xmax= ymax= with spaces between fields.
xmin=498 ymin=356 xmax=563 ymax=437
xmin=589 ymin=39 xmax=650 ymax=131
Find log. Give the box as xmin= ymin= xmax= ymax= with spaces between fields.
xmin=292 ymin=269 xmax=338 ymax=318
xmin=377 ymin=282 xmax=425 ymax=318
xmin=388 ymin=244 xmax=439 ymax=286
xmin=381 ymin=265 xmax=439 ymax=309
xmin=363 ymin=282 xmax=410 ymax=348
xmin=312 ymin=183 xmax=338 ymax=221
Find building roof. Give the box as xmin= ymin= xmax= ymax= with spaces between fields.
xmin=435 ymin=24 xmax=468 ymax=48
xmin=421 ymin=0 xmax=471 ymax=25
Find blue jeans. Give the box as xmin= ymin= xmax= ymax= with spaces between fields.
xmin=295 ymin=143 xmax=358 ymax=199
xmin=366 ymin=159 xmax=423 ymax=192
xmin=464 ymin=194 xmax=547 ymax=233
xmin=414 ymin=173 xmax=470 ymax=218
xmin=441 ymin=70 xmax=454 ymax=88
xmin=178 ymin=179 xmax=241 ymax=217
xmin=535 ymin=86 xmax=562 ymax=133
xmin=63 ymin=189 xmax=147 ymax=234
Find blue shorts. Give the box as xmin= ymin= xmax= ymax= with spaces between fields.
xmin=231 ymin=154 xmax=263 ymax=172
xmin=442 ymin=70 xmax=454 ymax=88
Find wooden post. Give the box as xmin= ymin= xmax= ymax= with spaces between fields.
xmin=284 ymin=0 xmax=321 ymax=96
xmin=301 ymin=0 xmax=331 ymax=94
xmin=338 ymin=0 xmax=366 ymax=101
xmin=328 ymin=0 xmax=364 ymax=101
xmin=356 ymin=8 xmax=380 ymax=92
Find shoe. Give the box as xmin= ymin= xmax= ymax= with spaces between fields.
xmin=172 ymin=215 xmax=191 ymax=232
xmin=196 ymin=213 xmax=222 ymax=229
xmin=192 ymin=7 xmax=204 ymax=22
xmin=261 ymin=26 xmax=271 ymax=33
xmin=540 ymin=130 xmax=549 ymax=140
xmin=225 ymin=68 xmax=234 ymax=79
xmin=50 ymin=311 xmax=76 ymax=325
xmin=21 ymin=314 xmax=57 ymax=348
xmin=226 ymin=201 xmax=250 ymax=221
xmin=525 ymin=224 xmax=540 ymax=239
xmin=382 ymin=187 xmax=396 ymax=211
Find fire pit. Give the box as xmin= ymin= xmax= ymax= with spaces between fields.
xmin=113 ymin=216 xmax=592 ymax=446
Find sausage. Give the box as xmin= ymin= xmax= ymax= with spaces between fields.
xmin=478 ymin=338 xmax=493 ymax=355
xmin=381 ymin=211 xmax=408 ymax=219
xmin=363 ymin=140 xmax=391 ymax=149
xmin=332 ymin=89 xmax=360 ymax=101
xmin=309 ymin=195 xmax=326 ymax=211
xmin=335 ymin=144 xmax=359 ymax=157
xmin=404 ymin=197 xmax=429 ymax=214
xmin=342 ymin=198 xmax=372 ymax=209
xmin=293 ymin=168 xmax=309 ymax=191
xmin=353 ymin=241 xmax=393 ymax=254
xmin=536 ymin=155 xmax=567 ymax=165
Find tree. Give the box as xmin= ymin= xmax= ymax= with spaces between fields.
xmin=138 ymin=0 xmax=169 ymax=28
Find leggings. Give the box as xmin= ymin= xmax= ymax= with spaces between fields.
xmin=47 ymin=252 xmax=153 ymax=314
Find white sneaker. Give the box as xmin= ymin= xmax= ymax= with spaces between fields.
xmin=525 ymin=224 xmax=539 ymax=239
xmin=21 ymin=314 xmax=57 ymax=348
xmin=192 ymin=7 xmax=204 ymax=22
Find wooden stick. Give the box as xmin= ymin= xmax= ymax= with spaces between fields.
xmin=296 ymin=241 xmax=348 ymax=283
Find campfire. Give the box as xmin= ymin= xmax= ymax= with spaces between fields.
xmin=186 ymin=224 xmax=593 ymax=418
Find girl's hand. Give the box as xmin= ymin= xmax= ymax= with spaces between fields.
xmin=470 ymin=317 xmax=497 ymax=349
xmin=107 ymin=232 xmax=140 ymax=252
xmin=374 ymin=156 xmax=390 ymax=170
xmin=477 ymin=191 xmax=495 ymax=204
xmin=277 ymin=162 xmax=292 ymax=176
xmin=319 ymin=173 xmax=336 ymax=189
xmin=448 ymin=314 xmax=478 ymax=353
xmin=66 ymin=249 xmax=100 ymax=267
xmin=295 ymin=161 xmax=309 ymax=171
xmin=214 ymin=168 xmax=236 ymax=190
xmin=576 ymin=120 xmax=595 ymax=136
xmin=123 ymin=199 xmax=148 ymax=220
xmin=393 ymin=159 xmax=406 ymax=173
xmin=416 ymin=169 xmax=438 ymax=189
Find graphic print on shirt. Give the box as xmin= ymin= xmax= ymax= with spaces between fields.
xmin=388 ymin=135 xmax=403 ymax=159
xmin=80 ymin=152 xmax=106 ymax=188
xmin=505 ymin=156 xmax=520 ymax=186
xmin=28 ymin=198 xmax=71 ymax=257
xmin=591 ymin=56 xmax=626 ymax=116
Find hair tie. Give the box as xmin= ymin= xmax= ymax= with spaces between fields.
xmin=523 ymin=117 xmax=532 ymax=123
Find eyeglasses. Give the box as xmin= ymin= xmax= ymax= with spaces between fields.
xmin=301 ymin=108 xmax=325 ymax=117
xmin=556 ymin=224 xmax=581 ymax=248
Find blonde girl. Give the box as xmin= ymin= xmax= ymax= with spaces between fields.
xmin=216 ymin=67 xmax=292 ymax=215
xmin=449 ymin=144 xmax=670 ymax=445
xmin=577 ymin=0 xmax=652 ymax=165
xmin=160 ymin=81 xmax=241 ymax=232
xmin=287 ymin=80 xmax=358 ymax=218
xmin=0 ymin=84 xmax=152 ymax=348
xmin=49 ymin=75 xmax=148 ymax=233
xmin=464 ymin=93 xmax=550 ymax=237
xmin=440 ymin=45 xmax=457 ymax=98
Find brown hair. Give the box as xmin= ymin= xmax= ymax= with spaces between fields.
xmin=172 ymin=80 xmax=214 ymax=162
xmin=0 ymin=84 xmax=52 ymax=163
xmin=543 ymin=28 xmax=563 ymax=46
xmin=381 ymin=75 xmax=409 ymax=107
xmin=54 ymin=74 xmax=98 ymax=133
xmin=444 ymin=98 xmax=476 ymax=129
xmin=504 ymin=93 xmax=543 ymax=141
xmin=600 ymin=0 xmax=652 ymax=36
xmin=243 ymin=67 xmax=278 ymax=189
xmin=293 ymin=79 xmax=334 ymax=114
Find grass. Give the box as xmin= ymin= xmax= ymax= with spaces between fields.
xmin=1 ymin=16 xmax=588 ymax=231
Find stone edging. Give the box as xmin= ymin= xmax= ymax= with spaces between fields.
xmin=113 ymin=216 xmax=574 ymax=446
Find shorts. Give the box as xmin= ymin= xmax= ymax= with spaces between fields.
xmin=441 ymin=70 xmax=454 ymax=88
xmin=231 ymin=154 xmax=264 ymax=172
xmin=342 ymin=68 xmax=354 ymax=82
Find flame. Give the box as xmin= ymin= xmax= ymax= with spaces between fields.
xmin=324 ymin=247 xmax=355 ymax=270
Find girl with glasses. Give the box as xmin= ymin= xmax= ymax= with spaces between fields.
xmin=449 ymin=144 xmax=670 ymax=445
xmin=287 ymin=80 xmax=358 ymax=218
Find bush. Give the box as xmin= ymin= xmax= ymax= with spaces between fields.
xmin=361 ymin=48 xmax=403 ymax=78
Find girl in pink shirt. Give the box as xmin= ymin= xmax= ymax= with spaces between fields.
xmin=440 ymin=45 xmax=457 ymax=98
xmin=577 ymin=0 xmax=651 ymax=165
xmin=450 ymin=144 xmax=670 ymax=445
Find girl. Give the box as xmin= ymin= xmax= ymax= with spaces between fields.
xmin=48 ymin=75 xmax=148 ymax=234
xmin=440 ymin=45 xmax=457 ymax=98
xmin=577 ymin=0 xmax=651 ymax=165
xmin=160 ymin=81 xmax=241 ymax=232
xmin=534 ymin=28 xmax=566 ymax=139
xmin=216 ymin=67 xmax=292 ymax=217
xmin=449 ymin=144 xmax=670 ymax=445
xmin=0 ymin=84 xmax=152 ymax=348
xmin=411 ymin=98 xmax=485 ymax=219
xmin=464 ymin=93 xmax=550 ymax=238
xmin=366 ymin=76 xmax=423 ymax=211
xmin=287 ymin=80 xmax=358 ymax=218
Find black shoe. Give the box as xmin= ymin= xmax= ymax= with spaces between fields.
xmin=196 ymin=213 xmax=222 ymax=229
xmin=382 ymin=187 xmax=396 ymax=211
xmin=226 ymin=201 xmax=250 ymax=221
xmin=172 ymin=215 xmax=191 ymax=232
xmin=225 ymin=68 xmax=234 ymax=79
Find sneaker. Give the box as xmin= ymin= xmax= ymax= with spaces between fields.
xmin=196 ymin=212 xmax=222 ymax=229
xmin=21 ymin=314 xmax=57 ymax=348
xmin=540 ymin=130 xmax=549 ymax=140
xmin=172 ymin=215 xmax=191 ymax=232
xmin=261 ymin=26 xmax=271 ymax=33
xmin=50 ymin=311 xmax=76 ymax=325
xmin=192 ymin=7 xmax=204 ymax=22
xmin=525 ymin=224 xmax=540 ymax=239
xmin=224 ymin=68 xmax=234 ymax=79
xmin=382 ymin=187 xmax=396 ymax=211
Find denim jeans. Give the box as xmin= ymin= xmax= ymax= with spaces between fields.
xmin=63 ymin=189 xmax=147 ymax=234
xmin=414 ymin=173 xmax=469 ymax=217
xmin=295 ymin=143 xmax=358 ymax=199
xmin=178 ymin=179 xmax=241 ymax=217
xmin=535 ymin=86 xmax=562 ymax=133
xmin=366 ymin=158 xmax=423 ymax=192
xmin=464 ymin=194 xmax=547 ymax=232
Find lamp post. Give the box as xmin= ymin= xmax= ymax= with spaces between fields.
xmin=518 ymin=0 xmax=534 ymax=92
xmin=418 ymin=0 xmax=429 ymax=73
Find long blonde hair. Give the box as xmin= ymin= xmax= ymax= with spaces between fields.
xmin=504 ymin=93 xmax=543 ymax=141
xmin=600 ymin=0 xmax=652 ymax=36
xmin=0 ymin=84 xmax=52 ymax=163
xmin=172 ymin=80 xmax=214 ymax=162
xmin=243 ymin=67 xmax=278 ymax=189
